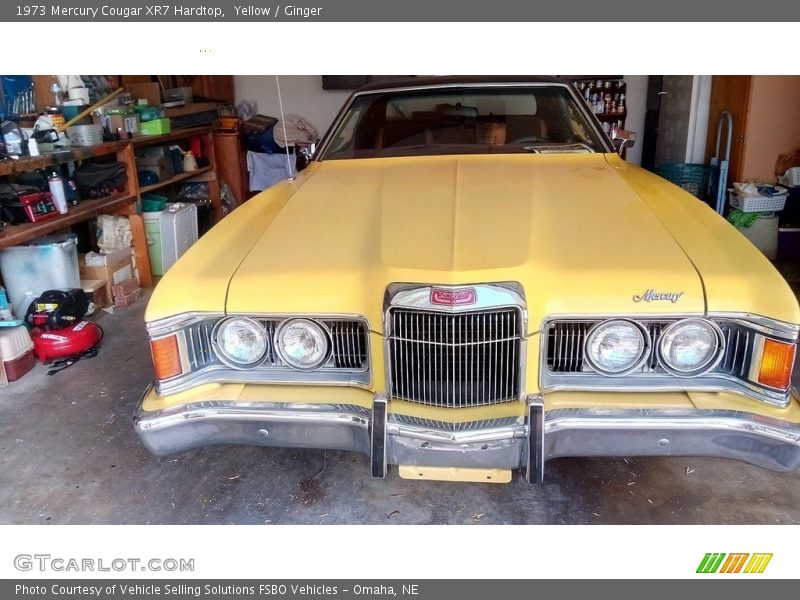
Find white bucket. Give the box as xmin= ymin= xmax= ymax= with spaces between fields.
xmin=737 ymin=214 xmax=779 ymax=260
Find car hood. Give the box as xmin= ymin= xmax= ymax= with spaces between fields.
xmin=220 ymin=153 xmax=708 ymax=332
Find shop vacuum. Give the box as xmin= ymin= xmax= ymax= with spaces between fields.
xmin=25 ymin=289 xmax=103 ymax=374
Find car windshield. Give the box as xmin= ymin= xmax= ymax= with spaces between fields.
xmin=319 ymin=84 xmax=609 ymax=160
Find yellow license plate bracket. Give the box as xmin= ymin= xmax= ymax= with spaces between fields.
xmin=398 ymin=465 xmax=512 ymax=483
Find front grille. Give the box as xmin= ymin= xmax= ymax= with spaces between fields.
xmin=391 ymin=414 xmax=521 ymax=432
xmin=328 ymin=320 xmax=369 ymax=369
xmin=546 ymin=319 xmax=753 ymax=376
xmin=388 ymin=308 xmax=522 ymax=407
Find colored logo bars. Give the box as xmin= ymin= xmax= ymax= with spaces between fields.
xmin=696 ymin=553 xmax=773 ymax=574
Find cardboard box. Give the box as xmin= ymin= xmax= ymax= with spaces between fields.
xmin=94 ymin=112 xmax=141 ymax=137
xmin=164 ymin=102 xmax=220 ymax=128
xmin=81 ymin=279 xmax=107 ymax=314
xmin=140 ymin=118 xmax=172 ymax=136
xmin=125 ymin=82 xmax=162 ymax=107
xmin=114 ymin=287 xmax=142 ymax=308
xmin=112 ymin=277 xmax=139 ymax=300
xmin=136 ymin=155 xmax=174 ymax=182
xmin=79 ymin=248 xmax=134 ymax=305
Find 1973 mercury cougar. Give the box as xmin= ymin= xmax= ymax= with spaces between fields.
xmin=134 ymin=76 xmax=800 ymax=483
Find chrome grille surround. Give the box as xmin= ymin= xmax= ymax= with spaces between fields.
xmin=384 ymin=283 xmax=527 ymax=408
xmin=147 ymin=313 xmax=371 ymax=394
xmin=541 ymin=314 xmax=799 ymax=408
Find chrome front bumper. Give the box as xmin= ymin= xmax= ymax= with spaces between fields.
xmin=134 ymin=387 xmax=800 ymax=481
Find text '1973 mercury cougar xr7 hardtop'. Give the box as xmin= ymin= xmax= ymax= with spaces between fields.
xmin=135 ymin=76 xmax=800 ymax=483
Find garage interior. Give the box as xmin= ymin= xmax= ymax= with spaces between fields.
xmin=1 ymin=74 xmax=800 ymax=524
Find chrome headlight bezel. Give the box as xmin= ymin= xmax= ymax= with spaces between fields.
xmin=211 ymin=316 xmax=269 ymax=368
xmin=583 ymin=318 xmax=650 ymax=376
xmin=657 ymin=317 xmax=725 ymax=377
xmin=274 ymin=318 xmax=332 ymax=371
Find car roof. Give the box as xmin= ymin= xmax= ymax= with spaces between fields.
xmin=354 ymin=75 xmax=566 ymax=94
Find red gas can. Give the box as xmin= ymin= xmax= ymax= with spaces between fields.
xmin=30 ymin=321 xmax=102 ymax=362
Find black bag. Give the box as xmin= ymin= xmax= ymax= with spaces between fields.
xmin=25 ymin=289 xmax=90 ymax=329
xmin=74 ymin=161 xmax=128 ymax=199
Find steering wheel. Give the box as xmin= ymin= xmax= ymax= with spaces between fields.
xmin=510 ymin=135 xmax=545 ymax=145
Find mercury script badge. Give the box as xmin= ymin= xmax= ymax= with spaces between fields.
xmin=430 ymin=287 xmax=477 ymax=306
xmin=633 ymin=289 xmax=684 ymax=303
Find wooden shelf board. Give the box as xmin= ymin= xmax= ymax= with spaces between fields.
xmin=138 ymin=166 xmax=213 ymax=194
xmin=0 ymin=191 xmax=135 ymax=248
xmin=0 ymin=141 xmax=129 ymax=177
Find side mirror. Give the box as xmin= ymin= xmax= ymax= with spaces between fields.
xmin=611 ymin=129 xmax=636 ymax=155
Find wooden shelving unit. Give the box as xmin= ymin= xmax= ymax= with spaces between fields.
xmin=562 ymin=76 xmax=628 ymax=136
xmin=0 ymin=125 xmax=221 ymax=289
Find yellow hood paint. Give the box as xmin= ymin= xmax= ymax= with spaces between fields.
xmin=606 ymin=154 xmax=800 ymax=325
xmin=147 ymin=153 xmax=798 ymax=333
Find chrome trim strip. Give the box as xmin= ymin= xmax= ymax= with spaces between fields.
xmin=156 ymin=368 xmax=374 ymax=396
xmin=541 ymin=375 xmax=790 ymax=408
xmin=386 ymin=418 xmax=528 ymax=445
xmin=147 ymin=312 xmax=223 ymax=336
xmin=708 ymin=312 xmax=800 ymax=340
xmin=384 ymin=282 xmax=527 ymax=314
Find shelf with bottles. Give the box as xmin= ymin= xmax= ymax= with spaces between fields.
xmin=564 ymin=76 xmax=627 ymax=119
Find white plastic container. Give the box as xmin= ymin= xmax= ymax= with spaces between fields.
xmin=66 ymin=124 xmax=104 ymax=147
xmin=144 ymin=203 xmax=198 ymax=276
xmin=736 ymin=214 xmax=779 ymax=260
xmin=0 ymin=234 xmax=81 ymax=318
xmin=0 ymin=326 xmax=35 ymax=382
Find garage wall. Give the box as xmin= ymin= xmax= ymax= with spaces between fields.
xmin=740 ymin=76 xmax=800 ymax=182
xmin=234 ymin=76 xmax=351 ymax=139
xmin=234 ymin=74 xmax=649 ymax=165
xmin=622 ymin=75 xmax=647 ymax=166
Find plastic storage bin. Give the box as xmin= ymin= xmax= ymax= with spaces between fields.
xmin=0 ymin=234 xmax=81 ymax=318
xmin=144 ymin=203 xmax=198 ymax=276
xmin=729 ymin=189 xmax=788 ymax=213
xmin=735 ymin=213 xmax=779 ymax=259
xmin=0 ymin=326 xmax=35 ymax=382
xmin=142 ymin=192 xmax=168 ymax=213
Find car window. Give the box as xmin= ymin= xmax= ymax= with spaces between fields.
xmin=320 ymin=85 xmax=607 ymax=160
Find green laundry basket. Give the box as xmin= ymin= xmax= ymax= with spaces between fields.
xmin=654 ymin=163 xmax=712 ymax=200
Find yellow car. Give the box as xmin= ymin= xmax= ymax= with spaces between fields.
xmin=135 ymin=76 xmax=800 ymax=483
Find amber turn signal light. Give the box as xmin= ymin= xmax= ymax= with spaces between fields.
xmin=758 ymin=339 xmax=796 ymax=390
xmin=150 ymin=335 xmax=183 ymax=381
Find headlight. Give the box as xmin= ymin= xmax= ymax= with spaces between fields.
xmin=658 ymin=318 xmax=723 ymax=376
xmin=276 ymin=318 xmax=330 ymax=370
xmin=584 ymin=319 xmax=648 ymax=375
xmin=213 ymin=317 xmax=268 ymax=367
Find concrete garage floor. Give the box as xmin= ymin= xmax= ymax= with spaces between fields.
xmin=1 ymin=291 xmax=800 ymax=525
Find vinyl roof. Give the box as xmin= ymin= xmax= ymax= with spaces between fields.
xmin=354 ymin=75 xmax=565 ymax=93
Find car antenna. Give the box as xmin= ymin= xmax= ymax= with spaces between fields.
xmin=275 ymin=75 xmax=295 ymax=182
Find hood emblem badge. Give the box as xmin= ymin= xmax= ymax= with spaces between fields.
xmin=633 ymin=289 xmax=685 ymax=303
xmin=430 ymin=287 xmax=477 ymax=306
